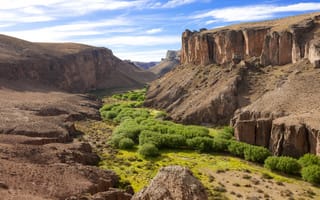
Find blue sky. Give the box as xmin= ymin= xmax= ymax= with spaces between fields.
xmin=0 ymin=0 xmax=319 ymax=61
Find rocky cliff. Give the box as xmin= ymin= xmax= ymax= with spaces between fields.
xmin=0 ymin=34 xmax=156 ymax=92
xmin=181 ymin=13 xmax=320 ymax=68
xmin=149 ymin=50 xmax=180 ymax=77
xmin=145 ymin=12 xmax=320 ymax=157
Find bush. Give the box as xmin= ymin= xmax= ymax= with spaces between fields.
xmin=109 ymin=134 xmax=125 ymax=148
xmin=139 ymin=143 xmax=159 ymax=157
xmin=186 ymin=137 xmax=214 ymax=152
xmin=301 ymin=165 xmax=320 ymax=184
xmin=298 ymin=154 xmax=320 ymax=167
xmin=118 ymin=138 xmax=135 ymax=149
xmin=139 ymin=130 xmax=163 ymax=147
xmin=264 ymin=156 xmax=301 ymax=175
xmin=244 ymin=146 xmax=271 ymax=163
xmin=216 ymin=126 xmax=234 ymax=140
xmin=114 ymin=120 xmax=142 ymax=142
xmin=211 ymin=138 xmax=230 ymax=152
xmin=228 ymin=141 xmax=250 ymax=158
xmin=161 ymin=134 xmax=186 ymax=148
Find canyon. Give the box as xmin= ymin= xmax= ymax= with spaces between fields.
xmin=145 ymin=12 xmax=320 ymax=157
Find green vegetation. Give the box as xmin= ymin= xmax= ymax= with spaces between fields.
xmin=92 ymin=89 xmax=320 ymax=195
xmin=298 ymin=153 xmax=320 ymax=167
xmin=301 ymin=165 xmax=320 ymax=184
xmin=139 ymin=143 xmax=160 ymax=157
xmin=264 ymin=156 xmax=301 ymax=175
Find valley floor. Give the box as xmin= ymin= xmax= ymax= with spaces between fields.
xmin=76 ymin=90 xmax=320 ymax=200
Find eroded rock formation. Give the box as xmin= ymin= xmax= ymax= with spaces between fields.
xmin=132 ymin=166 xmax=208 ymax=200
xmin=146 ymin=12 xmax=320 ymax=157
xmin=181 ymin=14 xmax=320 ymax=69
xmin=149 ymin=50 xmax=181 ymax=77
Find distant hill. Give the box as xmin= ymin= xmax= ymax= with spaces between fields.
xmin=0 ymin=34 xmax=156 ymax=92
xmin=149 ymin=50 xmax=180 ymax=77
xmin=132 ymin=61 xmax=160 ymax=70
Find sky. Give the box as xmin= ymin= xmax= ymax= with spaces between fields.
xmin=0 ymin=0 xmax=319 ymax=62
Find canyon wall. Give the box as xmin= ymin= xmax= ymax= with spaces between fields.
xmin=181 ymin=16 xmax=320 ymax=68
xmin=0 ymin=35 xmax=156 ymax=92
xmin=146 ymin=13 xmax=320 ymax=157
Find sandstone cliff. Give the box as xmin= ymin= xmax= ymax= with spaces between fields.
xmin=0 ymin=34 xmax=156 ymax=92
xmin=145 ymin=12 xmax=320 ymax=157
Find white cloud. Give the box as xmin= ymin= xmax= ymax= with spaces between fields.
xmin=115 ymin=49 xmax=168 ymax=62
xmin=146 ymin=28 xmax=163 ymax=34
xmin=193 ymin=2 xmax=320 ymax=22
xmin=80 ymin=35 xmax=180 ymax=47
xmin=1 ymin=18 xmax=134 ymax=42
xmin=160 ymin=0 xmax=197 ymax=8
xmin=0 ymin=0 xmax=151 ymax=23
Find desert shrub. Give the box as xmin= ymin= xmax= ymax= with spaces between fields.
xmin=186 ymin=137 xmax=214 ymax=152
xmin=113 ymin=120 xmax=142 ymax=142
xmin=298 ymin=154 xmax=320 ymax=167
xmin=228 ymin=141 xmax=250 ymax=158
xmin=109 ymin=134 xmax=125 ymax=148
xmin=301 ymin=165 xmax=320 ymax=184
xmin=139 ymin=130 xmax=163 ymax=147
xmin=264 ymin=156 xmax=301 ymax=175
xmin=139 ymin=143 xmax=159 ymax=157
xmin=112 ymin=89 xmax=146 ymax=102
xmin=154 ymin=111 xmax=167 ymax=119
xmin=104 ymin=111 xmax=117 ymax=120
xmin=216 ymin=126 xmax=234 ymax=140
xmin=211 ymin=138 xmax=230 ymax=152
xmin=118 ymin=138 xmax=135 ymax=149
xmin=161 ymin=134 xmax=186 ymax=148
xmin=264 ymin=156 xmax=279 ymax=170
xmin=244 ymin=145 xmax=271 ymax=163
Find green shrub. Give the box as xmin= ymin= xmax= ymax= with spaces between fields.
xmin=186 ymin=137 xmax=214 ymax=152
xmin=161 ymin=134 xmax=186 ymax=148
xmin=228 ymin=141 xmax=250 ymax=158
xmin=211 ymin=138 xmax=230 ymax=152
xmin=113 ymin=120 xmax=142 ymax=142
xmin=139 ymin=143 xmax=159 ymax=157
xmin=264 ymin=156 xmax=301 ymax=175
xmin=109 ymin=134 xmax=125 ymax=148
xmin=264 ymin=156 xmax=279 ymax=170
xmin=216 ymin=126 xmax=234 ymax=140
xmin=301 ymin=165 xmax=320 ymax=184
xmin=139 ymin=130 xmax=163 ymax=147
xmin=244 ymin=146 xmax=271 ymax=163
xmin=298 ymin=154 xmax=320 ymax=167
xmin=118 ymin=138 xmax=135 ymax=149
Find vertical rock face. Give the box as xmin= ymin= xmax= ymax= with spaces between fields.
xmin=132 ymin=166 xmax=208 ymax=200
xmin=181 ymin=15 xmax=320 ymax=68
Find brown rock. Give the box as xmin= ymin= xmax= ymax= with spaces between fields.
xmin=132 ymin=166 xmax=208 ymax=200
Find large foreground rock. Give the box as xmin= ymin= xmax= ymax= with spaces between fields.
xmin=132 ymin=166 xmax=208 ymax=200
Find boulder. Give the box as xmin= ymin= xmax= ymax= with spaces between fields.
xmin=132 ymin=166 xmax=208 ymax=200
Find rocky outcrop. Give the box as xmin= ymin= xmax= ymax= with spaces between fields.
xmin=0 ymin=34 xmax=156 ymax=92
xmin=149 ymin=50 xmax=180 ymax=77
xmin=146 ymin=12 xmax=320 ymax=157
xmin=181 ymin=14 xmax=320 ymax=68
xmin=132 ymin=166 xmax=208 ymax=200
